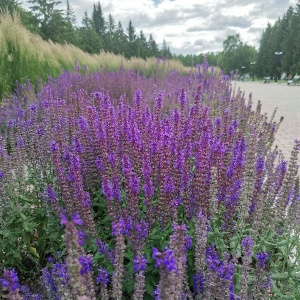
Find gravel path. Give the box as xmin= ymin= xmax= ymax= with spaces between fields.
xmin=233 ymin=81 xmax=300 ymax=160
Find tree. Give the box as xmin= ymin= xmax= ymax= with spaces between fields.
xmin=126 ymin=20 xmax=137 ymax=58
xmin=104 ymin=13 xmax=116 ymax=52
xmin=110 ymin=21 xmax=127 ymax=56
xmin=27 ymin=0 xmax=64 ymax=40
xmin=136 ymin=30 xmax=149 ymax=59
xmin=161 ymin=39 xmax=172 ymax=59
xmin=76 ymin=10 xmax=102 ymax=53
xmin=220 ymin=34 xmax=257 ymax=75
xmin=0 ymin=0 xmax=21 ymax=15
xmin=92 ymin=1 xmax=106 ymax=36
xmin=148 ymin=34 xmax=159 ymax=57
xmin=62 ymin=0 xmax=76 ymax=44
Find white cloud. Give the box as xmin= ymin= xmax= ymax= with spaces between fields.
xmin=21 ymin=0 xmax=294 ymax=55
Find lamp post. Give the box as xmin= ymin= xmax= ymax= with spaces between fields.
xmin=250 ymin=62 xmax=256 ymax=82
xmin=274 ymin=51 xmax=283 ymax=82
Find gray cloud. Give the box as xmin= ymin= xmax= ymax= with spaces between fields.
xmin=20 ymin=0 xmax=293 ymax=54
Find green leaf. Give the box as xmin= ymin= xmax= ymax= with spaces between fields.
xmin=145 ymin=280 xmax=154 ymax=297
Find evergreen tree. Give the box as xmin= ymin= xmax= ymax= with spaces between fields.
xmin=113 ymin=21 xmax=127 ymax=56
xmin=161 ymin=39 xmax=172 ymax=58
xmin=104 ymin=13 xmax=116 ymax=52
xmin=148 ymin=34 xmax=159 ymax=57
xmin=126 ymin=20 xmax=137 ymax=58
xmin=27 ymin=0 xmax=64 ymax=40
xmin=76 ymin=10 xmax=102 ymax=53
xmin=0 ymin=0 xmax=21 ymax=15
xmin=92 ymin=1 xmax=106 ymax=36
xmin=63 ymin=0 xmax=76 ymax=44
xmin=136 ymin=30 xmax=149 ymax=59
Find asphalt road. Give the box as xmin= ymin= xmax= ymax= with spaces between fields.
xmin=233 ymin=81 xmax=300 ymax=160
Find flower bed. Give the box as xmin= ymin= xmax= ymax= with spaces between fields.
xmin=0 ymin=63 xmax=299 ymax=299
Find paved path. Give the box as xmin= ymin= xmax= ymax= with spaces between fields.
xmin=233 ymin=81 xmax=300 ymax=160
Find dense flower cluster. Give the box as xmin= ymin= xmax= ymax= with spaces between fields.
xmin=0 ymin=63 xmax=299 ymax=299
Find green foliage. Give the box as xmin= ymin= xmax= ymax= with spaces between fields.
xmin=0 ymin=175 xmax=64 ymax=280
xmin=256 ymin=4 xmax=300 ymax=78
xmin=220 ymin=34 xmax=258 ymax=74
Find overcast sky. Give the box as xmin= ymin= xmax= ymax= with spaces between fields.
xmin=23 ymin=0 xmax=296 ymax=55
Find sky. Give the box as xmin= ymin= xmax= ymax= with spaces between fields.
xmin=22 ymin=0 xmax=296 ymax=55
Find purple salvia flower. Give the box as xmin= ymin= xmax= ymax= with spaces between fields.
xmin=45 ymin=185 xmax=56 ymax=203
xmin=20 ymin=285 xmax=42 ymax=300
xmin=0 ymin=268 xmax=20 ymax=292
xmin=41 ymin=268 xmax=57 ymax=294
xmin=129 ymin=172 xmax=140 ymax=195
xmin=78 ymin=255 xmax=93 ymax=275
xmin=256 ymin=156 xmax=265 ymax=174
xmin=49 ymin=141 xmax=59 ymax=152
xmin=70 ymin=154 xmax=81 ymax=170
xmin=97 ymin=268 xmax=110 ymax=285
xmin=72 ymin=137 xmax=84 ymax=154
xmin=122 ymin=154 xmax=132 ymax=175
xmin=29 ymin=102 xmax=37 ymax=112
xmin=154 ymin=285 xmax=161 ymax=300
xmin=133 ymin=255 xmax=147 ymax=273
xmin=51 ymin=262 xmax=69 ymax=285
xmin=96 ymin=239 xmax=114 ymax=264
xmin=256 ymin=251 xmax=269 ymax=268
xmin=112 ymin=175 xmax=121 ymax=202
xmin=206 ymin=245 xmax=220 ymax=271
xmin=78 ymin=115 xmax=88 ymax=130
xmin=217 ymin=261 xmax=234 ymax=280
xmin=193 ymin=270 xmax=205 ymax=295
xmin=135 ymin=220 xmax=148 ymax=240
xmin=134 ymin=90 xmax=142 ymax=107
xmin=83 ymin=191 xmax=91 ymax=207
xmin=163 ymin=175 xmax=175 ymax=193
xmin=95 ymin=156 xmax=105 ymax=172
xmin=108 ymin=152 xmax=117 ymax=168
xmin=179 ymin=88 xmax=187 ymax=111
xmin=17 ymin=137 xmax=25 ymax=148
xmin=154 ymin=92 xmax=163 ymax=111
xmin=77 ymin=230 xmax=85 ymax=246
xmin=144 ymin=179 xmax=154 ymax=198
xmin=60 ymin=214 xmax=67 ymax=225
xmin=241 ymin=236 xmax=253 ymax=256
xmin=36 ymin=128 xmax=44 ymax=135
xmin=0 ymin=171 xmax=4 ymax=179
xmin=72 ymin=213 xmax=84 ymax=226
xmin=112 ymin=219 xmax=126 ymax=236
xmin=102 ymin=177 xmax=114 ymax=201
xmin=152 ymin=248 xmax=177 ymax=272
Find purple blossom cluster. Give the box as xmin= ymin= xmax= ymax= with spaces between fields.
xmin=0 ymin=62 xmax=299 ymax=299
xmin=256 ymin=251 xmax=269 ymax=268
xmin=152 ymin=247 xmax=177 ymax=272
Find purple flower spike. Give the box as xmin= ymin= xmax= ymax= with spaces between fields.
xmin=0 ymin=268 xmax=20 ymax=292
xmin=241 ymin=236 xmax=253 ymax=256
xmin=60 ymin=214 xmax=67 ymax=225
xmin=97 ymin=268 xmax=109 ymax=285
xmin=134 ymin=255 xmax=147 ymax=273
xmin=49 ymin=141 xmax=59 ymax=152
xmin=193 ymin=271 xmax=205 ymax=295
xmin=45 ymin=185 xmax=56 ymax=203
xmin=78 ymin=115 xmax=88 ymax=130
xmin=72 ymin=213 xmax=84 ymax=226
xmin=256 ymin=251 xmax=269 ymax=268
xmin=152 ymin=248 xmax=177 ymax=272
xmin=78 ymin=255 xmax=93 ymax=275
